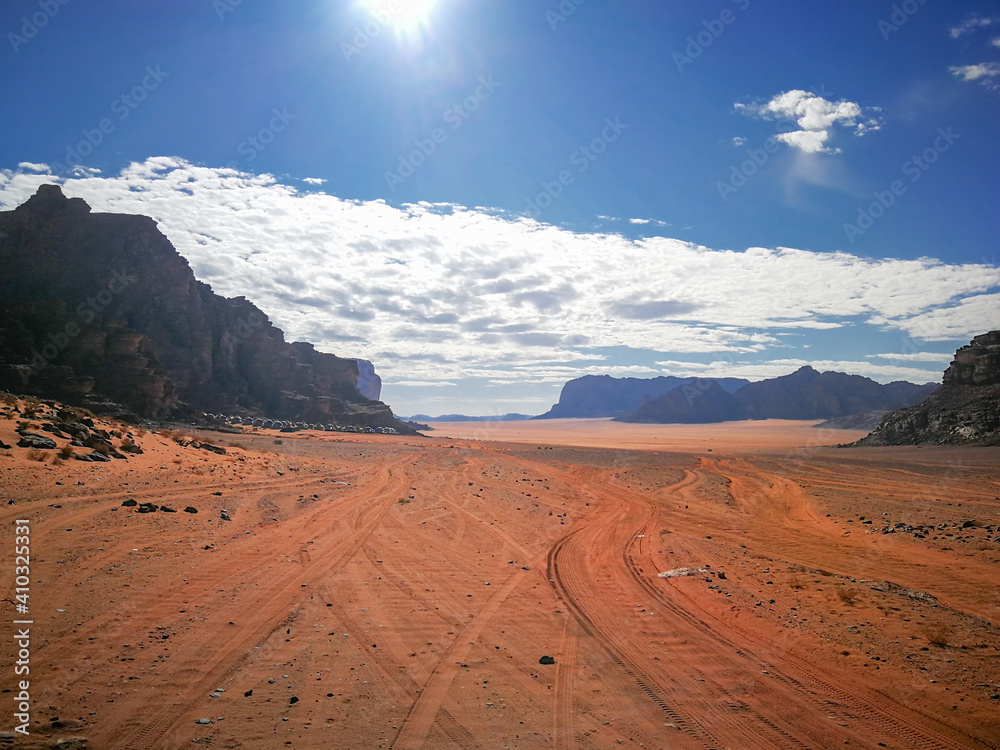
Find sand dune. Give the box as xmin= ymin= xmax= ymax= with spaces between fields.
xmin=1 ymin=405 xmax=998 ymax=748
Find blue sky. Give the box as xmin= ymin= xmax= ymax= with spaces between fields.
xmin=1 ymin=0 xmax=999 ymax=416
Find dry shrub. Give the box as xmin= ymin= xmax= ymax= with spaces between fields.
xmin=52 ymin=456 xmax=64 ymax=466
xmin=134 ymin=427 xmax=147 ymax=438
xmin=171 ymin=457 xmax=183 ymax=464
xmin=273 ymin=439 xmax=283 ymax=445
xmin=92 ymin=442 xmax=111 ymax=456
xmin=227 ymin=441 xmax=247 ymax=450
xmin=58 ymin=445 xmax=74 ymax=459
xmin=120 ymin=437 xmax=135 ymax=450
xmin=789 ymin=574 xmax=805 ymax=590
xmin=26 ymin=449 xmax=47 ymax=462
xmin=836 ymin=587 xmax=858 ymax=606
xmin=0 ymin=392 xmax=16 ymax=406
xmin=920 ymin=621 xmax=953 ymax=648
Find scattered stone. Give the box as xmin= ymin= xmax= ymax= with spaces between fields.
xmin=0 ymin=440 xmax=10 ymax=449
xmin=864 ymin=580 xmax=937 ymax=603
xmin=244 ymin=690 xmax=253 ymax=697
xmin=212 ymin=491 xmax=222 ymax=496
xmin=539 ymin=655 xmax=556 ymax=665
xmin=194 ymin=718 xmax=213 ymax=725
xmin=137 ymin=503 xmax=158 ymax=514
xmin=289 ymin=696 xmax=299 ymax=705
xmin=717 ymin=571 xmax=727 ymax=580
xmin=121 ymin=499 xmax=138 ymax=507
xmin=17 ymin=433 xmax=56 ymax=449
xmin=961 ymin=520 xmax=976 ymax=529
xmin=75 ymin=451 xmax=110 ymax=463
xmin=184 ymin=506 xmax=198 ymax=514
xmin=160 ymin=505 xmax=177 ymax=513
xmin=220 ymin=510 xmax=231 ymax=521
xmin=659 ymin=567 xmax=710 ymax=578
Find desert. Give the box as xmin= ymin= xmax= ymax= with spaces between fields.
xmin=1 ymin=399 xmax=998 ymax=749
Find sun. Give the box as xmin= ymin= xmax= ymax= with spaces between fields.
xmin=361 ymin=0 xmax=439 ymax=34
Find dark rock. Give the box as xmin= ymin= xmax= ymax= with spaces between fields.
xmin=961 ymin=520 xmax=976 ymax=528
xmin=137 ymin=503 xmax=158 ymax=513
xmin=289 ymin=696 xmax=299 ymax=705
xmin=160 ymin=505 xmax=177 ymax=513
xmin=244 ymin=690 xmax=253 ymax=697
xmin=194 ymin=442 xmax=226 ymax=455
xmin=853 ymin=331 xmax=1000 ymax=446
xmin=0 ymin=440 xmax=9 ymax=449
xmin=75 ymin=451 xmax=110 ymax=462
xmin=536 ymin=374 xmax=748 ymax=419
xmin=184 ymin=506 xmax=198 ymax=514
xmin=121 ymin=499 xmax=138 ymax=507
xmin=717 ymin=571 xmax=727 ymax=580
xmin=538 ymin=655 xmax=556 ymax=665
xmin=0 ymin=185 xmax=409 ymax=432
xmin=220 ymin=510 xmax=231 ymax=521
xmin=17 ymin=433 xmax=56 ymax=449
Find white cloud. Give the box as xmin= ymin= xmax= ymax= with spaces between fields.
xmin=949 ymin=62 xmax=1000 ymax=80
xmin=731 ymin=136 xmax=747 ymax=147
xmin=302 ymin=177 xmax=326 ymax=185
xmin=866 ymin=351 xmax=954 ymax=363
xmin=993 ymin=37 xmax=1000 ymax=48
xmin=0 ymin=158 xmax=996 ymax=389
xmin=17 ymin=162 xmax=50 ymax=173
xmin=736 ymin=90 xmax=882 ymax=154
xmin=950 ymin=15 xmax=999 ymax=39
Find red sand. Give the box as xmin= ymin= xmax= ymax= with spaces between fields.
xmin=1 ymin=402 xmax=998 ymax=748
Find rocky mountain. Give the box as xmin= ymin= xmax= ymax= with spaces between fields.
xmin=534 ymin=374 xmax=750 ymax=419
xmin=616 ymin=366 xmax=936 ymax=424
xmin=615 ymin=380 xmax=741 ymax=424
xmin=0 ymin=185 xmax=406 ymax=430
xmin=852 ymin=331 xmax=1000 ymax=446
xmin=405 ymin=413 xmax=534 ymax=422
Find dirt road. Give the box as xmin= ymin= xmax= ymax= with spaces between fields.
xmin=1 ymin=414 xmax=998 ymax=748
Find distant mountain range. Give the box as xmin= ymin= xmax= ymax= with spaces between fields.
xmin=404 ymin=413 xmax=534 ymax=422
xmin=533 ymin=375 xmax=749 ymax=419
xmin=530 ymin=368 xmax=936 ymax=424
xmin=617 ymin=366 xmax=936 ymax=424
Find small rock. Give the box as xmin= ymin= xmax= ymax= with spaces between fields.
xmin=244 ymin=690 xmax=253 ymax=697
xmin=160 ymin=506 xmax=177 ymax=513
xmin=121 ymin=499 xmax=138 ymax=507
xmin=289 ymin=696 xmax=299 ymax=705
xmin=18 ymin=433 xmax=57 ymax=449
xmin=194 ymin=718 xmax=213 ymax=725
xmin=539 ymin=655 xmax=556 ymax=665
xmin=184 ymin=506 xmax=198 ymax=514
xmin=220 ymin=510 xmax=231 ymax=522
xmin=137 ymin=503 xmax=158 ymax=514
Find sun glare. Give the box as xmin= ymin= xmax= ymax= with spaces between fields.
xmin=361 ymin=0 xmax=438 ymax=34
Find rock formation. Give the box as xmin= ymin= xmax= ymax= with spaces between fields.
xmin=853 ymin=331 xmax=1000 ymax=446
xmin=616 ymin=366 xmax=936 ymax=424
xmin=534 ymin=374 xmax=750 ymax=419
xmin=0 ymin=185 xmax=406 ymax=430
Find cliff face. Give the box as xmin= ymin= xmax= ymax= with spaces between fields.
xmin=854 ymin=331 xmax=1000 ymax=446
xmin=535 ymin=374 xmax=750 ymax=419
xmin=0 ymin=185 xmax=403 ymax=429
xmin=617 ymin=366 xmax=936 ymax=424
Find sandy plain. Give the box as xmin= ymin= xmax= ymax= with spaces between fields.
xmin=1 ymin=404 xmax=998 ymax=749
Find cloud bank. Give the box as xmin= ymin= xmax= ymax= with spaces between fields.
xmin=0 ymin=158 xmax=996 ymax=395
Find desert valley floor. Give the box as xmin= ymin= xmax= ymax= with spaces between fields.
xmin=1 ymin=413 xmax=999 ymax=749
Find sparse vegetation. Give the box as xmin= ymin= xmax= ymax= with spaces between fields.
xmin=920 ymin=621 xmax=953 ymax=648
xmin=26 ymin=449 xmax=48 ymax=462
xmin=836 ymin=587 xmax=858 ymax=606
xmin=789 ymin=574 xmax=805 ymax=590
xmin=398 ymin=498 xmax=411 ymax=505
xmin=58 ymin=445 xmax=74 ymax=459
xmin=273 ymin=439 xmax=283 ymax=445
xmin=120 ymin=437 xmax=136 ymax=451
